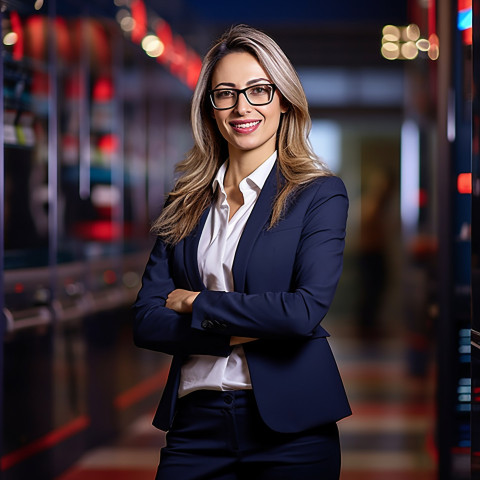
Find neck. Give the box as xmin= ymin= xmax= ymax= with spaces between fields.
xmin=225 ymin=148 xmax=275 ymax=187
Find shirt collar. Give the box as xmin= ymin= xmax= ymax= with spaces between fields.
xmin=213 ymin=151 xmax=277 ymax=193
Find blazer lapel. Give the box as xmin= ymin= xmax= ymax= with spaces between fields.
xmin=183 ymin=206 xmax=210 ymax=291
xmin=232 ymin=164 xmax=279 ymax=293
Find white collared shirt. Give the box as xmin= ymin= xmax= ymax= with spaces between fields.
xmin=178 ymin=151 xmax=277 ymax=398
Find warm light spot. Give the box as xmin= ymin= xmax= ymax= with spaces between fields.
xmin=401 ymin=41 xmax=419 ymax=59
xmin=382 ymin=25 xmax=400 ymax=41
xmin=123 ymin=271 xmax=140 ymax=288
xmin=141 ymin=34 xmax=165 ymax=57
xmin=382 ymin=33 xmax=399 ymax=43
xmin=141 ymin=34 xmax=158 ymax=50
xmin=3 ymin=32 xmax=18 ymax=46
xmin=146 ymin=42 xmax=165 ymax=57
xmin=428 ymin=43 xmax=440 ymax=60
xmin=115 ymin=8 xmax=130 ymax=23
xmin=381 ymin=42 xmax=400 ymax=60
xmin=429 ymin=33 xmax=439 ymax=46
xmin=406 ymin=24 xmax=421 ymax=41
xmin=416 ymin=38 xmax=430 ymax=51
xmin=457 ymin=173 xmax=472 ymax=194
xmin=34 ymin=0 xmax=44 ymax=10
xmin=120 ymin=16 xmax=135 ymax=32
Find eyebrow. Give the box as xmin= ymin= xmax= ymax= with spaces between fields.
xmin=212 ymin=78 xmax=271 ymax=89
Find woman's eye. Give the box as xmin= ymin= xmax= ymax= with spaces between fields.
xmin=250 ymin=85 xmax=270 ymax=95
xmin=216 ymin=90 xmax=234 ymax=98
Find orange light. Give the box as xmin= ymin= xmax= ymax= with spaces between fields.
xmin=462 ymin=28 xmax=472 ymax=45
xmin=457 ymin=173 xmax=472 ymax=194
xmin=458 ymin=0 xmax=471 ymax=10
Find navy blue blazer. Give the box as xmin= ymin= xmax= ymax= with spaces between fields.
xmin=133 ymin=165 xmax=351 ymax=433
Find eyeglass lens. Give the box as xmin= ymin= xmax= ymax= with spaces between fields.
xmin=212 ymin=85 xmax=274 ymax=109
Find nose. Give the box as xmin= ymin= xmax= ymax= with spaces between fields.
xmin=235 ymin=92 xmax=252 ymax=115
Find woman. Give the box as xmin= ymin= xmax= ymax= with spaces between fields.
xmin=134 ymin=24 xmax=351 ymax=480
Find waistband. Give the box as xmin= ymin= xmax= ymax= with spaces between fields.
xmin=178 ymin=389 xmax=255 ymax=409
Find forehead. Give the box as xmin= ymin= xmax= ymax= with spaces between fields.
xmin=211 ymin=51 xmax=270 ymax=87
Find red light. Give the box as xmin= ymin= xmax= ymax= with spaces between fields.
xmin=98 ymin=134 xmax=119 ymax=154
xmin=458 ymin=0 xmax=472 ymax=45
xmin=93 ymin=77 xmax=114 ymax=101
xmin=10 ymin=11 xmax=24 ymax=61
xmin=185 ymin=52 xmax=202 ymax=90
xmin=169 ymin=35 xmax=187 ymax=78
xmin=156 ymin=19 xmax=172 ymax=64
xmin=14 ymin=283 xmax=24 ymax=294
xmin=55 ymin=17 xmax=72 ymax=61
xmin=25 ymin=16 xmax=45 ymax=60
xmin=419 ymin=188 xmax=428 ymax=207
xmin=103 ymin=269 xmax=117 ymax=285
xmin=131 ymin=0 xmax=147 ymax=44
xmin=457 ymin=173 xmax=472 ymax=194
xmin=462 ymin=28 xmax=472 ymax=45
xmin=428 ymin=0 xmax=437 ymax=37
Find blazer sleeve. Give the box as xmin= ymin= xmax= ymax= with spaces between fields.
xmin=191 ymin=176 xmax=348 ymax=339
xmin=133 ymin=237 xmax=232 ymax=357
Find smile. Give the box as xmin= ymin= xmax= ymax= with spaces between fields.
xmin=234 ymin=121 xmax=260 ymax=129
xmin=230 ymin=120 xmax=261 ymax=134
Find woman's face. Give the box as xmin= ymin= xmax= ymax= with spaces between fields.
xmin=210 ymin=51 xmax=286 ymax=160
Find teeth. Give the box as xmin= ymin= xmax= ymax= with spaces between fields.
xmin=234 ymin=121 xmax=260 ymax=129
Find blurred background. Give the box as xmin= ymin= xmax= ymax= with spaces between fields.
xmin=0 ymin=0 xmax=478 ymax=479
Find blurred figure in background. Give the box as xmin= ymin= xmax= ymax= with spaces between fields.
xmin=357 ymin=167 xmax=395 ymax=339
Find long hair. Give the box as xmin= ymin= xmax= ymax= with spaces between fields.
xmin=152 ymin=24 xmax=331 ymax=244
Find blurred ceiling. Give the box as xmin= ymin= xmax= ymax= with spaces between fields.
xmin=42 ymin=0 xmax=408 ymax=68
xmin=146 ymin=0 xmax=408 ymax=68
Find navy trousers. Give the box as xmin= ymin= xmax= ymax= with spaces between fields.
xmin=155 ymin=390 xmax=341 ymax=480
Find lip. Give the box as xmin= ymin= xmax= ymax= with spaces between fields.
xmin=229 ymin=119 xmax=262 ymax=134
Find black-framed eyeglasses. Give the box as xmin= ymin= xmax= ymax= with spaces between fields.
xmin=209 ymin=83 xmax=277 ymax=110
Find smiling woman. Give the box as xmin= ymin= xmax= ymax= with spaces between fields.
xmin=134 ymin=24 xmax=350 ymax=480
xmin=209 ymin=51 xmax=287 ymax=170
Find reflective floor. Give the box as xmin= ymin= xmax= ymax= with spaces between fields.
xmin=56 ymin=323 xmax=437 ymax=480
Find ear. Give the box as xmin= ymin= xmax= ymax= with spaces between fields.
xmin=278 ymin=93 xmax=289 ymax=114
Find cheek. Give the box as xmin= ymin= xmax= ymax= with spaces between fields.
xmin=213 ymin=112 xmax=228 ymax=132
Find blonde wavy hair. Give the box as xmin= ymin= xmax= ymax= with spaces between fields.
xmin=152 ymin=24 xmax=331 ymax=244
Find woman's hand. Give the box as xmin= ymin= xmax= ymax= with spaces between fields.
xmin=166 ymin=289 xmax=200 ymax=313
xmin=230 ymin=336 xmax=258 ymax=345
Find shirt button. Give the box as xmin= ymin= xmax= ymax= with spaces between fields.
xmin=224 ymin=395 xmax=233 ymax=405
xmin=201 ymin=320 xmax=214 ymax=329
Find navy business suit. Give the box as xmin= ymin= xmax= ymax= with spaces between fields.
xmin=133 ymin=164 xmax=351 ymax=434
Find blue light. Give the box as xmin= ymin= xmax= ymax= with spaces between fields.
xmin=458 ymin=8 xmax=472 ymax=31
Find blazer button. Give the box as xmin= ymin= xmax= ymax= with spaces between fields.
xmin=202 ymin=319 xmax=214 ymax=329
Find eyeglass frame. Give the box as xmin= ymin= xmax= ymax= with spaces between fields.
xmin=208 ymin=83 xmax=277 ymax=111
